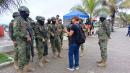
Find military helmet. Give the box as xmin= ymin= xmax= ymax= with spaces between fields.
xmin=40 ymin=16 xmax=45 ymax=21
xmin=18 ymin=6 xmax=30 ymax=13
xmin=47 ymin=18 xmax=51 ymax=21
xmin=12 ymin=12 xmax=20 ymax=18
xmin=59 ymin=18 xmax=62 ymax=21
xmin=99 ymin=12 xmax=107 ymax=18
xmin=51 ymin=17 xmax=56 ymax=21
xmin=36 ymin=16 xmax=45 ymax=21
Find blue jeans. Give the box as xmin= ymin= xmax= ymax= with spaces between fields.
xmin=68 ymin=43 xmax=80 ymax=68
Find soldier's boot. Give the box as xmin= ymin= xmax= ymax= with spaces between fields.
xmin=18 ymin=70 xmax=23 ymax=73
xmin=38 ymin=58 xmax=44 ymax=67
xmin=61 ymin=47 xmax=63 ymax=50
xmin=80 ymin=50 xmax=84 ymax=57
xmin=96 ymin=59 xmax=103 ymax=63
xmin=57 ymin=53 xmax=62 ymax=58
xmin=52 ymin=52 xmax=57 ymax=58
xmin=24 ymin=64 xmax=34 ymax=72
xmin=43 ymin=56 xmax=50 ymax=63
xmin=14 ymin=61 xmax=19 ymax=70
xmin=97 ymin=60 xmax=106 ymax=67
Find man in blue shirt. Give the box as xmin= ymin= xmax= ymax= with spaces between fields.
xmin=64 ymin=16 xmax=80 ymax=71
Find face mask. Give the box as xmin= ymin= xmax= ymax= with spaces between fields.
xmin=20 ymin=11 xmax=29 ymax=20
xmin=100 ymin=17 xmax=106 ymax=22
xmin=38 ymin=20 xmax=44 ymax=25
xmin=52 ymin=21 xmax=56 ymax=24
xmin=47 ymin=21 xmax=51 ymax=24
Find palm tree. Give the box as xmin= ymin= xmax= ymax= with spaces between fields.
xmin=71 ymin=0 xmax=101 ymax=18
xmin=0 ymin=0 xmax=24 ymax=14
xmin=118 ymin=12 xmax=128 ymax=27
xmin=102 ymin=0 xmax=130 ymax=31
xmin=118 ymin=12 xmax=130 ymax=27
xmin=101 ymin=0 xmax=121 ymax=31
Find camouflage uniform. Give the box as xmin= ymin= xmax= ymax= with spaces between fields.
xmin=55 ymin=23 xmax=62 ymax=54
xmin=34 ymin=16 xmax=48 ymax=60
xmin=13 ymin=6 xmax=32 ymax=72
xmin=9 ymin=12 xmax=20 ymax=41
xmin=48 ymin=21 xmax=56 ymax=55
xmin=49 ymin=17 xmax=62 ymax=57
xmin=44 ymin=18 xmax=51 ymax=56
xmin=9 ymin=12 xmax=20 ymax=70
xmin=97 ymin=20 xmax=110 ymax=61
xmin=79 ymin=19 xmax=85 ymax=56
xmin=59 ymin=19 xmax=64 ymax=49
xmin=96 ymin=13 xmax=111 ymax=66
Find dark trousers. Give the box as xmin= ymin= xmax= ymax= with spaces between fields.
xmin=127 ymin=30 xmax=130 ymax=36
xmin=68 ymin=43 xmax=80 ymax=68
xmin=43 ymin=41 xmax=48 ymax=56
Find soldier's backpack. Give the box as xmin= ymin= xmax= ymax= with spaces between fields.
xmin=76 ymin=25 xmax=86 ymax=45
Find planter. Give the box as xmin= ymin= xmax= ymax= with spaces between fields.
xmin=0 ymin=53 xmax=14 ymax=68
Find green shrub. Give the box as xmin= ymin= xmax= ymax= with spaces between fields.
xmin=0 ymin=53 xmax=12 ymax=64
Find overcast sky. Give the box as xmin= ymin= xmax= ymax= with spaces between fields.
xmin=0 ymin=0 xmax=81 ymax=24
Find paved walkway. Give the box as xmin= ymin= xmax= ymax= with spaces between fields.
xmin=0 ymin=28 xmax=130 ymax=73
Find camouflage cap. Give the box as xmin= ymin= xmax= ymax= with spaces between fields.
xmin=36 ymin=16 xmax=45 ymax=21
xmin=51 ymin=17 xmax=56 ymax=21
xmin=12 ymin=12 xmax=20 ymax=18
xmin=18 ymin=6 xmax=30 ymax=13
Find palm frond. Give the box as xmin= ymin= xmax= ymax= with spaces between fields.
xmin=118 ymin=12 xmax=127 ymax=21
xmin=71 ymin=5 xmax=87 ymax=14
xmin=82 ymin=0 xmax=100 ymax=16
xmin=94 ymin=6 xmax=110 ymax=16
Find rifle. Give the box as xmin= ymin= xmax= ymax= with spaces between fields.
xmin=27 ymin=27 xmax=34 ymax=62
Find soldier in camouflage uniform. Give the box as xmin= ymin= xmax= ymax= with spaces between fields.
xmin=13 ymin=6 xmax=34 ymax=73
xmin=58 ymin=19 xmax=64 ymax=49
xmin=44 ymin=18 xmax=51 ymax=58
xmin=34 ymin=16 xmax=49 ymax=66
xmin=56 ymin=18 xmax=63 ymax=58
xmin=79 ymin=18 xmax=85 ymax=57
xmin=46 ymin=18 xmax=51 ymax=44
xmin=9 ymin=12 xmax=20 ymax=41
xmin=49 ymin=17 xmax=62 ymax=58
xmin=56 ymin=15 xmax=64 ymax=49
xmin=96 ymin=13 xmax=111 ymax=67
xmin=9 ymin=12 xmax=20 ymax=70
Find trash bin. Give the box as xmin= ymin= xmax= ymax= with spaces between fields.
xmin=0 ymin=26 xmax=4 ymax=37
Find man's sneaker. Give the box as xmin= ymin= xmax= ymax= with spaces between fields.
xmin=67 ymin=67 xmax=75 ymax=71
xmin=75 ymin=66 xmax=80 ymax=70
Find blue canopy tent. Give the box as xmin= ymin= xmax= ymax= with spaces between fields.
xmin=63 ymin=11 xmax=89 ymax=20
